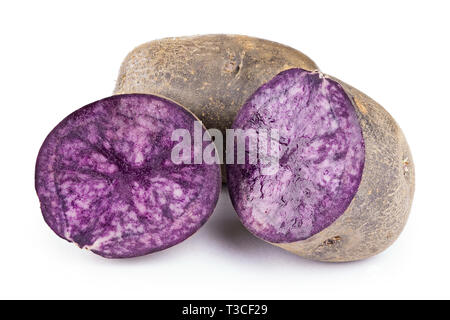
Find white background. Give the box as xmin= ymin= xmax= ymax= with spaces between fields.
xmin=0 ymin=0 xmax=448 ymax=300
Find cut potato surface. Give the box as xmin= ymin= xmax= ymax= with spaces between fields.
xmin=227 ymin=69 xmax=365 ymax=243
xmin=35 ymin=94 xmax=221 ymax=258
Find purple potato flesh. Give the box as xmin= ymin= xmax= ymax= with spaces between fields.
xmin=35 ymin=94 xmax=221 ymax=258
xmin=227 ymin=68 xmax=365 ymax=243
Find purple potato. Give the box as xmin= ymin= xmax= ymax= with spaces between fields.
xmin=114 ymin=34 xmax=318 ymax=181
xmin=35 ymin=94 xmax=221 ymax=258
xmin=227 ymin=68 xmax=414 ymax=262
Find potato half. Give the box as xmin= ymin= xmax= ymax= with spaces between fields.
xmin=226 ymin=68 xmax=415 ymax=262
xmin=35 ymin=94 xmax=221 ymax=258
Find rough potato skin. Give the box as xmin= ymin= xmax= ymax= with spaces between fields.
xmin=275 ymin=75 xmax=415 ymax=262
xmin=114 ymin=34 xmax=317 ymax=134
xmin=114 ymin=35 xmax=318 ymax=180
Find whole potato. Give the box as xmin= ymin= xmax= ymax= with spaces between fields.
xmin=114 ymin=34 xmax=318 ymax=180
xmin=226 ymin=68 xmax=415 ymax=262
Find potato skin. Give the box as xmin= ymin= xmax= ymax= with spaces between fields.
xmin=114 ymin=34 xmax=317 ymax=134
xmin=275 ymin=76 xmax=415 ymax=262
xmin=114 ymin=35 xmax=318 ymax=180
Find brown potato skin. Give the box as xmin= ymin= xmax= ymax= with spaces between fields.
xmin=114 ymin=35 xmax=318 ymax=181
xmin=275 ymin=75 xmax=415 ymax=262
xmin=114 ymin=34 xmax=318 ymax=135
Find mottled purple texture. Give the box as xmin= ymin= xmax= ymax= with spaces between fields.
xmin=35 ymin=94 xmax=221 ymax=258
xmin=227 ymin=68 xmax=365 ymax=243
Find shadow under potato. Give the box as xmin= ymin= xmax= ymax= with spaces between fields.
xmin=100 ymin=187 xmax=376 ymax=266
xmin=205 ymin=187 xmax=380 ymax=266
xmin=205 ymin=187 xmax=301 ymax=260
